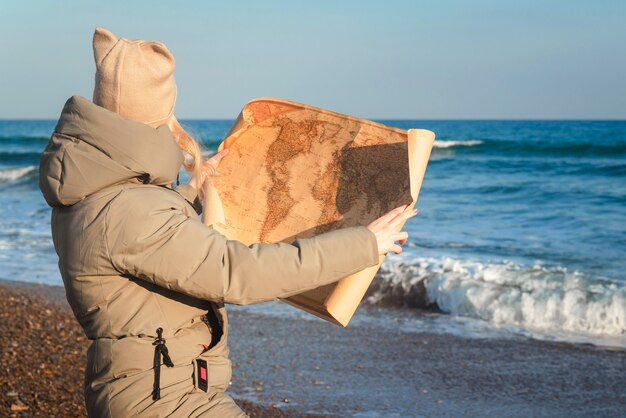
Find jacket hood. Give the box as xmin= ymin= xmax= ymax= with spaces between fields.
xmin=40 ymin=95 xmax=183 ymax=207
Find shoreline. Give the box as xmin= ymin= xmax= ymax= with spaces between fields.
xmin=1 ymin=279 xmax=625 ymax=417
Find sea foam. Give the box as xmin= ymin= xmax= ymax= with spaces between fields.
xmin=0 ymin=166 xmax=36 ymax=182
xmin=367 ymin=256 xmax=626 ymax=345
xmin=433 ymin=140 xmax=483 ymax=148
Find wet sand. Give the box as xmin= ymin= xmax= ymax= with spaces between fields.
xmin=1 ymin=280 xmax=625 ymax=417
xmin=227 ymin=307 xmax=626 ymax=417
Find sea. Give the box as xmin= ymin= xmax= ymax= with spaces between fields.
xmin=1 ymin=118 xmax=625 ymax=350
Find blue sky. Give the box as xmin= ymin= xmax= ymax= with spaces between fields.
xmin=1 ymin=1 xmax=625 ymax=119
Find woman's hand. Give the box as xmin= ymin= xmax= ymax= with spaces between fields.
xmin=188 ymin=148 xmax=230 ymax=191
xmin=367 ymin=204 xmax=417 ymax=255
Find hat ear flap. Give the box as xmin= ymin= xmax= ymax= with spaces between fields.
xmin=93 ymin=27 xmax=118 ymax=65
xmin=141 ymin=42 xmax=176 ymax=73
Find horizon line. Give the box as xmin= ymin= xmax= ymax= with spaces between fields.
xmin=1 ymin=117 xmax=625 ymax=122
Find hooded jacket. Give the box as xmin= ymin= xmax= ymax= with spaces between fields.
xmin=39 ymin=96 xmax=380 ymax=417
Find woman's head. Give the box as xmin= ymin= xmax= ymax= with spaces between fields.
xmin=91 ymin=27 xmax=203 ymax=179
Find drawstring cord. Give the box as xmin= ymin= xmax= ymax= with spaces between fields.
xmin=152 ymin=327 xmax=174 ymax=401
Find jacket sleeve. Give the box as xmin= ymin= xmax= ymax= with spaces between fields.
xmin=105 ymin=188 xmax=380 ymax=305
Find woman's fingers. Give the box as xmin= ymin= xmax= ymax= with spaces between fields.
xmin=383 ymin=207 xmax=417 ymax=232
xmin=201 ymin=149 xmax=229 ymax=169
xmin=212 ymin=148 xmax=229 ymax=160
xmin=200 ymin=149 xmax=230 ymax=178
xmin=210 ymin=148 xmax=229 ymax=165
xmin=395 ymin=231 xmax=409 ymax=245
xmin=391 ymin=207 xmax=415 ymax=226
xmin=369 ymin=206 xmax=420 ymax=255
xmin=381 ymin=205 xmax=408 ymax=223
xmin=369 ymin=204 xmax=407 ymax=229
xmin=201 ymin=166 xmax=217 ymax=178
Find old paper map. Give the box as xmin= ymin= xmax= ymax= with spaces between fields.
xmin=202 ymin=98 xmax=435 ymax=326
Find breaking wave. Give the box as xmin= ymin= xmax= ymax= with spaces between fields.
xmin=367 ymin=257 xmax=626 ymax=345
xmin=433 ymin=140 xmax=483 ymax=148
xmin=0 ymin=166 xmax=36 ymax=183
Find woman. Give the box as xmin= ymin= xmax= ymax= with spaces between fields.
xmin=39 ymin=27 xmax=416 ymax=417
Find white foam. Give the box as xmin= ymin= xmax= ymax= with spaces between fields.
xmin=0 ymin=166 xmax=36 ymax=182
xmin=369 ymin=256 xmax=626 ymax=347
xmin=433 ymin=140 xmax=483 ymax=148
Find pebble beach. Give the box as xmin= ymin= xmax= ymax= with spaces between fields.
xmin=2 ymin=279 xmax=625 ymax=417
xmin=0 ymin=280 xmax=327 ymax=418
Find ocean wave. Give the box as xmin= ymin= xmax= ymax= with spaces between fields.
xmin=433 ymin=140 xmax=483 ymax=148
xmin=0 ymin=151 xmax=43 ymax=165
xmin=0 ymin=166 xmax=36 ymax=182
xmin=429 ymin=138 xmax=626 ymax=159
xmin=495 ymin=141 xmax=626 ymax=157
xmin=0 ymin=135 xmax=50 ymax=144
xmin=367 ymin=256 xmax=626 ymax=343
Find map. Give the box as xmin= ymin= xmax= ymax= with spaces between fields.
xmin=203 ymin=98 xmax=435 ymax=326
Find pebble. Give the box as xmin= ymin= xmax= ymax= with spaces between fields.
xmin=10 ymin=403 xmax=29 ymax=412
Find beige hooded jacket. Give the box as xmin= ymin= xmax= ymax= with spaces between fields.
xmin=38 ymin=95 xmax=380 ymax=417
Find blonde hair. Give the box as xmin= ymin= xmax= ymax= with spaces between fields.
xmin=168 ymin=117 xmax=206 ymax=198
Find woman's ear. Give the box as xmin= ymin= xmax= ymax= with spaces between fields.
xmin=93 ymin=27 xmax=117 ymax=65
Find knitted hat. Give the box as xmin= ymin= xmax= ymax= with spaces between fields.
xmin=92 ymin=27 xmax=177 ymax=128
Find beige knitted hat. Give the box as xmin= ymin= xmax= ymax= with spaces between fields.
xmin=92 ymin=27 xmax=177 ymax=128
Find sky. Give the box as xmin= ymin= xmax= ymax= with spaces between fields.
xmin=1 ymin=1 xmax=625 ymax=119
